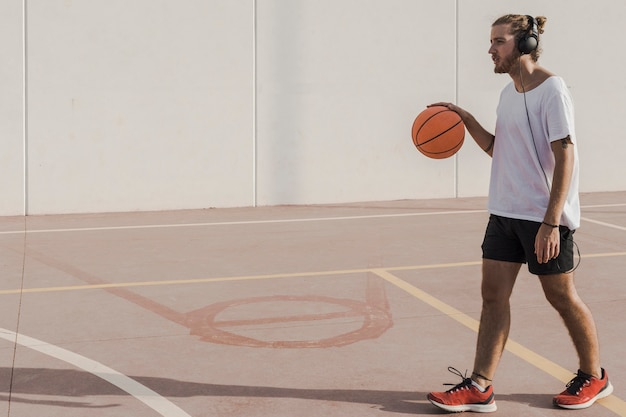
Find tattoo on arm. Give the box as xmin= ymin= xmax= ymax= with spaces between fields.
xmin=561 ymin=139 xmax=568 ymax=149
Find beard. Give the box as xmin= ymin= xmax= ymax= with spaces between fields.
xmin=493 ymin=53 xmax=519 ymax=74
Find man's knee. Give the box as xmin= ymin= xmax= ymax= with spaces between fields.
xmin=540 ymin=273 xmax=580 ymax=312
xmin=481 ymin=259 xmax=520 ymax=304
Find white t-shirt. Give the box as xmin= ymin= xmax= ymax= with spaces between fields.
xmin=488 ymin=76 xmax=580 ymax=230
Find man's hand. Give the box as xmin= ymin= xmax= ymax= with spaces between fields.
xmin=535 ymin=224 xmax=560 ymax=263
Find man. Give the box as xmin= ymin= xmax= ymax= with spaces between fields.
xmin=426 ymin=14 xmax=613 ymax=413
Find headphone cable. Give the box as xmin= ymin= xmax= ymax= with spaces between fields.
xmin=520 ymin=64 xmax=551 ymax=192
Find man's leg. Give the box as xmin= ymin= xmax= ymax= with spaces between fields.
xmin=538 ymin=272 xmax=601 ymax=378
xmin=471 ymin=259 xmax=522 ymax=387
xmin=540 ymin=272 xmax=613 ymax=409
xmin=427 ymin=258 xmax=520 ymax=413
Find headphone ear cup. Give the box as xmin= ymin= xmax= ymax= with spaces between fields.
xmin=518 ymin=35 xmax=538 ymax=54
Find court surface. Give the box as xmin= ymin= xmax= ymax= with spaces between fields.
xmin=1 ymin=191 xmax=625 ymax=417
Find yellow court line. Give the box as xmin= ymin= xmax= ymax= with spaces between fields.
xmin=0 ymin=270 xmax=370 ymax=295
xmin=1 ymin=251 xmax=626 ymax=296
xmin=371 ymin=268 xmax=626 ymax=416
xmin=0 ymin=260 xmax=482 ymax=296
xmin=371 ymin=268 xmax=480 ymax=332
xmin=582 ymin=251 xmax=626 ymax=259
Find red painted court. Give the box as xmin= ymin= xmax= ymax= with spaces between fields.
xmin=1 ymin=192 xmax=625 ymax=416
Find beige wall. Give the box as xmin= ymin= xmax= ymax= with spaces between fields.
xmin=0 ymin=0 xmax=24 ymax=215
xmin=1 ymin=0 xmax=624 ymax=215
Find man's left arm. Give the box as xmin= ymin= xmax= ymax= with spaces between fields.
xmin=535 ymin=136 xmax=575 ymax=264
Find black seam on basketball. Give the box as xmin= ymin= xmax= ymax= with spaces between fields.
xmin=422 ymin=139 xmax=463 ymax=156
xmin=415 ymin=108 xmax=449 ymax=138
xmin=417 ymin=118 xmax=464 ymax=147
xmin=422 ymin=141 xmax=463 ymax=156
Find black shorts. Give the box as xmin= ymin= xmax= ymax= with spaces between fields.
xmin=481 ymin=214 xmax=575 ymax=275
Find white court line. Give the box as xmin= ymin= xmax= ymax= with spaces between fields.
xmin=581 ymin=216 xmax=626 ymax=232
xmin=0 ymin=328 xmax=191 ymax=417
xmin=0 ymin=209 xmax=487 ymax=235
xmin=581 ymin=203 xmax=626 ymax=209
xmin=0 ymin=202 xmax=624 ymax=236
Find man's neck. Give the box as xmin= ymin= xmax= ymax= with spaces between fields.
xmin=510 ymin=58 xmax=552 ymax=92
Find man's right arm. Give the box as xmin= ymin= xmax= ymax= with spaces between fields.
xmin=428 ymin=103 xmax=495 ymax=157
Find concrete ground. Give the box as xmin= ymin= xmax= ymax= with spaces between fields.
xmin=1 ymin=191 xmax=625 ymax=417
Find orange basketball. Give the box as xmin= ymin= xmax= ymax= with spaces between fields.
xmin=411 ymin=106 xmax=465 ymax=159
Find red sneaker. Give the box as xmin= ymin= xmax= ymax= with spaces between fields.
xmin=428 ymin=368 xmax=497 ymax=413
xmin=553 ymin=368 xmax=613 ymax=410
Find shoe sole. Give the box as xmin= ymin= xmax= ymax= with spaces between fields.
xmin=428 ymin=398 xmax=497 ymax=413
xmin=554 ymin=382 xmax=614 ymax=410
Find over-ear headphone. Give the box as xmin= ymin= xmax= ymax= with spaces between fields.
xmin=517 ymin=15 xmax=538 ymax=54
